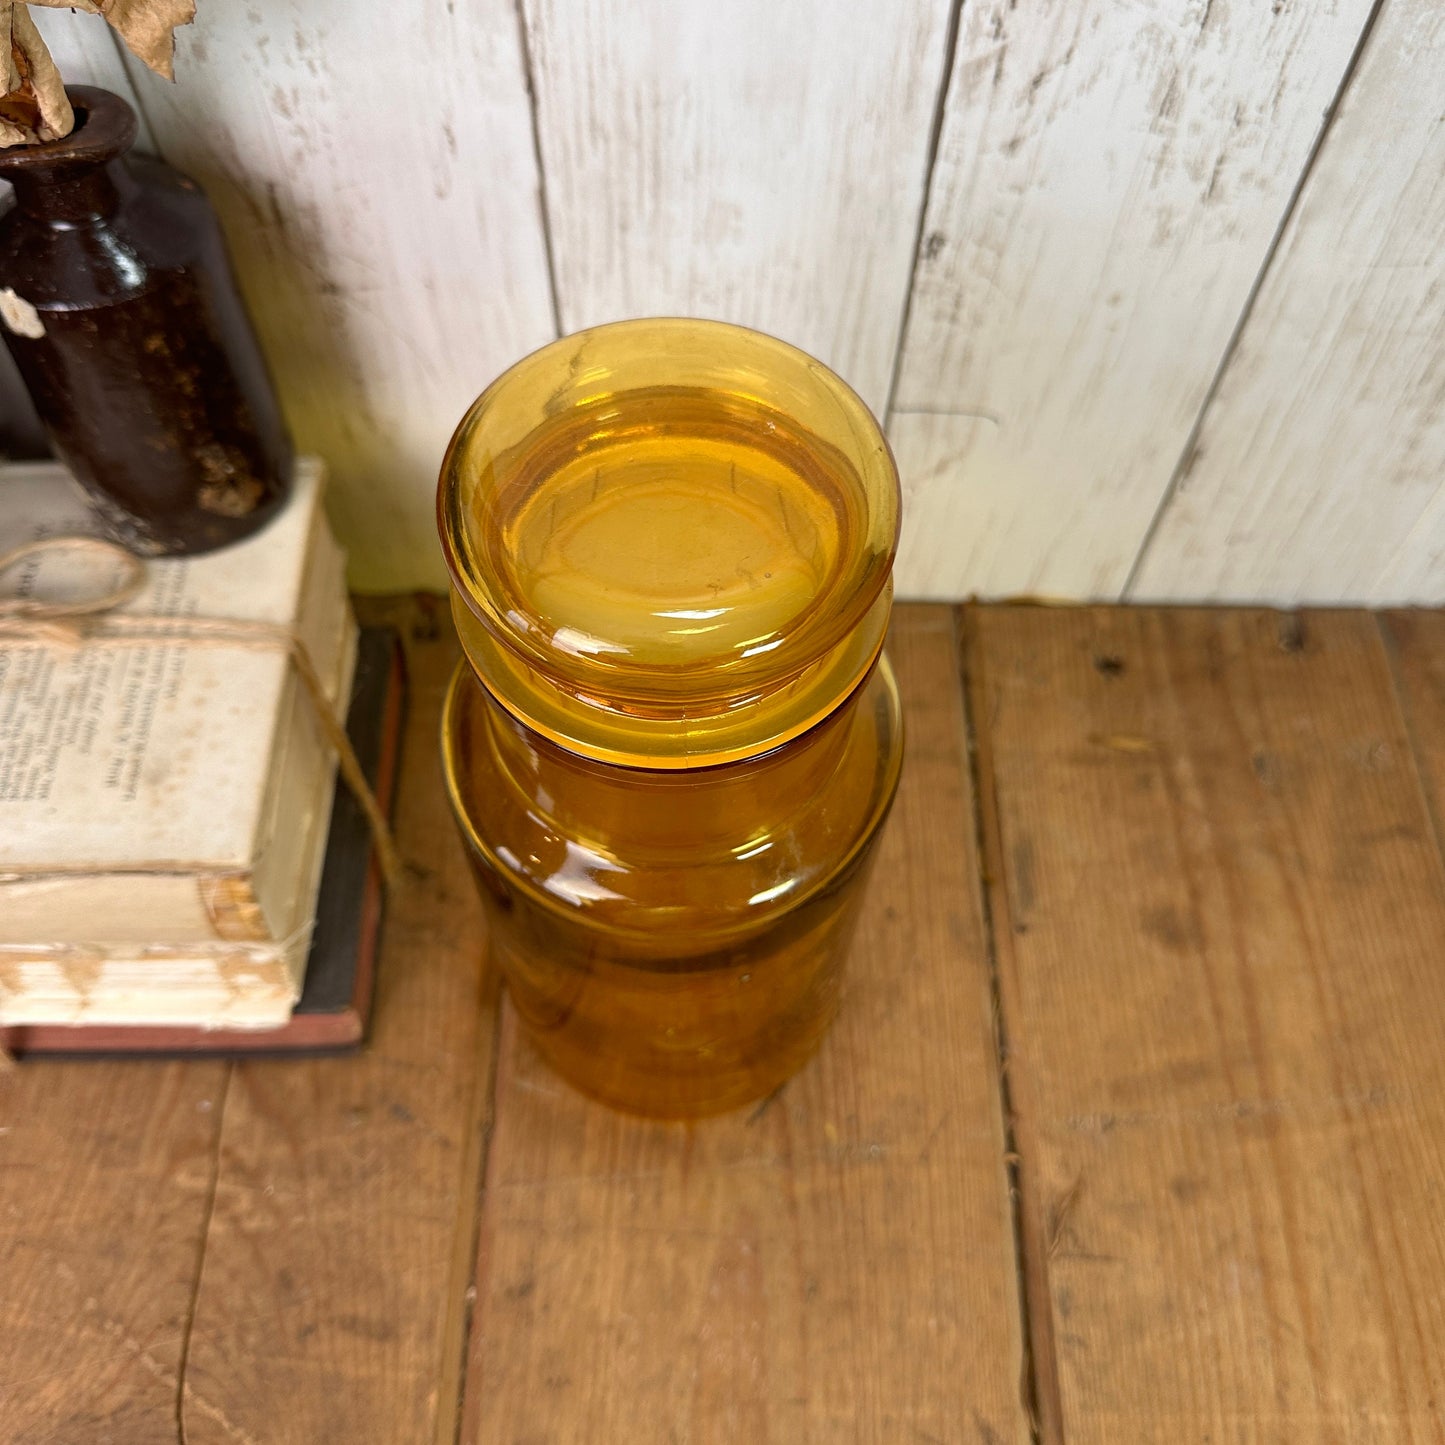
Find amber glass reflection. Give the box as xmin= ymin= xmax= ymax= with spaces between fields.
xmin=443 ymin=657 xmax=903 ymax=1117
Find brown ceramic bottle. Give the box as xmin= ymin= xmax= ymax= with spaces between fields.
xmin=0 ymin=86 xmax=292 ymax=555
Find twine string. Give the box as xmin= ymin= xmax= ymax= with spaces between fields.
xmin=0 ymin=534 xmax=402 ymax=884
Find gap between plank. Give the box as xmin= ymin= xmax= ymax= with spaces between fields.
xmin=881 ymin=0 xmax=966 ymax=433
xmin=1119 ymin=0 xmax=1390 ymax=600
xmin=511 ymin=0 xmax=565 ymax=340
xmin=176 ymin=1062 xmax=233 ymax=1445
xmin=953 ymin=605 xmax=1054 ymax=1445
xmin=442 ymin=968 xmax=505 ymax=1445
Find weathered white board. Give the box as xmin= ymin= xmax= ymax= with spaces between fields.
xmin=11 ymin=2 xmax=1443 ymax=602
xmin=104 ymin=0 xmax=556 ymax=589
xmin=521 ymin=0 xmax=954 ymax=419
xmin=889 ymin=0 xmax=1375 ymax=600
xmin=1131 ymin=2 xmax=1445 ymax=604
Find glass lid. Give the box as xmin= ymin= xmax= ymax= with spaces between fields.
xmin=438 ymin=318 xmax=899 ymax=767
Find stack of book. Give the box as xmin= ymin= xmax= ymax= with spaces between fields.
xmin=0 ymin=459 xmax=398 ymax=1054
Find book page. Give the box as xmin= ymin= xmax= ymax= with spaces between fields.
xmin=0 ymin=460 xmax=326 ymax=870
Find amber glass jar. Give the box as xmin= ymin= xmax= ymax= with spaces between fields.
xmin=438 ymin=318 xmax=902 ymax=1117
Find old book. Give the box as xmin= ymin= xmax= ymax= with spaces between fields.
xmin=0 ymin=456 xmax=355 ymax=959
xmin=0 ymin=628 xmax=405 ymax=1053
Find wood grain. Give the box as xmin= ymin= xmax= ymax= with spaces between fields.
xmin=0 ymin=1060 xmax=227 ymax=1442
xmin=1131 ymin=3 xmax=1445 ymax=603
xmin=1381 ymin=610 xmax=1445 ymax=852
xmin=459 ymin=606 xmax=1028 ymax=1444
xmin=522 ymin=0 xmax=954 ymax=417
xmin=115 ymin=4 xmax=556 ymax=591
xmin=968 ymin=606 xmax=1445 ymax=1443
xmin=889 ymin=0 xmax=1372 ymax=600
xmin=178 ymin=597 xmax=499 ymax=1445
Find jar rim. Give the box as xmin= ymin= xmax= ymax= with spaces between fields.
xmin=437 ymin=317 xmax=899 ymax=766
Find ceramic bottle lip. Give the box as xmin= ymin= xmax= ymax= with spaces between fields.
xmin=0 ymin=88 xmax=140 ymax=223
xmin=437 ymin=317 xmax=901 ymax=769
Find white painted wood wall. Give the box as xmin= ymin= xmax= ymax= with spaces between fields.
xmin=22 ymin=0 xmax=1445 ymax=601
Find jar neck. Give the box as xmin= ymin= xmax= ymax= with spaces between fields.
xmin=478 ymin=667 xmax=865 ymax=847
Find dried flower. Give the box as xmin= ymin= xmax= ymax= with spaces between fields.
xmin=0 ymin=2 xmax=74 ymax=145
xmin=1 ymin=0 xmax=195 ymax=146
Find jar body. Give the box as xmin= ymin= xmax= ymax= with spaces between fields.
xmin=0 ymin=88 xmax=293 ymax=555
xmin=443 ymin=656 xmax=904 ymax=1117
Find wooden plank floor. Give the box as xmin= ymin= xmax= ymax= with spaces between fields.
xmin=4 ymin=600 xmax=1445 ymax=1443
xmin=461 ymin=610 xmax=1024 ymax=1445
xmin=969 ymin=609 xmax=1445 ymax=1444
